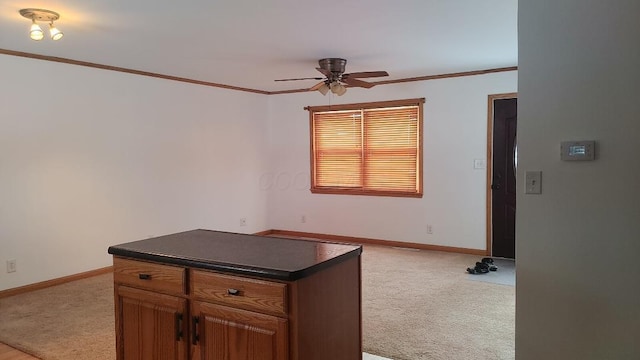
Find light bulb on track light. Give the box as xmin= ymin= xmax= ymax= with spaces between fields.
xmin=30 ymin=20 xmax=44 ymax=41
xmin=49 ymin=23 xmax=63 ymax=40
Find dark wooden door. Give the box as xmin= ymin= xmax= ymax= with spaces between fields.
xmin=116 ymin=286 xmax=188 ymax=360
xmin=191 ymin=301 xmax=288 ymax=360
xmin=491 ymin=98 xmax=517 ymax=259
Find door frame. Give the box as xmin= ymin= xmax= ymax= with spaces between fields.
xmin=485 ymin=92 xmax=518 ymax=256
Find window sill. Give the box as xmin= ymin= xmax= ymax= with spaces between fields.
xmin=310 ymin=188 xmax=423 ymax=198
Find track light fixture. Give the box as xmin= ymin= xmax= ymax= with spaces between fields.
xmin=20 ymin=8 xmax=64 ymax=41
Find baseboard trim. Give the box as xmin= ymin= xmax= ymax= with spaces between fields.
xmin=0 ymin=266 xmax=113 ymax=299
xmin=260 ymin=229 xmax=488 ymax=256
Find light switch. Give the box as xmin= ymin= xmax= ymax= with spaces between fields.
xmin=525 ymin=171 xmax=542 ymax=194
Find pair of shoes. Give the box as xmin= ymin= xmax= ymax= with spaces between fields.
xmin=466 ymin=258 xmax=499 ymax=274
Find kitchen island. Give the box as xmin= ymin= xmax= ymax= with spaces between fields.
xmin=108 ymin=229 xmax=362 ymax=360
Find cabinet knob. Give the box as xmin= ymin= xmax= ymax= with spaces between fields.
xmin=138 ymin=274 xmax=152 ymax=280
xmin=227 ymin=288 xmax=240 ymax=296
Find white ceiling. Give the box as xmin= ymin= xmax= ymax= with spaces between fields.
xmin=0 ymin=0 xmax=518 ymax=93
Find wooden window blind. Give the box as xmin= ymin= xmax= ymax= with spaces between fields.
xmin=308 ymin=98 xmax=424 ymax=197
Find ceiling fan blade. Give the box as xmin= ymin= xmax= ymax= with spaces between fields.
xmin=342 ymin=77 xmax=376 ymax=89
xmin=309 ymin=81 xmax=328 ymax=91
xmin=275 ymin=77 xmax=324 ymax=82
xmin=343 ymin=71 xmax=389 ymax=79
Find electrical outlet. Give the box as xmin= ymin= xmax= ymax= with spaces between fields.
xmin=240 ymin=218 xmax=247 ymax=227
xmin=427 ymin=225 xmax=433 ymax=234
xmin=6 ymin=259 xmax=16 ymax=273
xmin=301 ymin=215 xmax=306 ymax=223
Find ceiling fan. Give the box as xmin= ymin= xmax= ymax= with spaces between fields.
xmin=275 ymin=58 xmax=389 ymax=96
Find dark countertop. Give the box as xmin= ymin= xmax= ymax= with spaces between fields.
xmin=108 ymin=229 xmax=362 ymax=281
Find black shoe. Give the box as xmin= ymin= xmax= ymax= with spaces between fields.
xmin=481 ymin=257 xmax=498 ymax=271
xmin=467 ymin=262 xmax=490 ymax=274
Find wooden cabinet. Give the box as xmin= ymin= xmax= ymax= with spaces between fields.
xmin=109 ymin=230 xmax=362 ymax=360
xmin=113 ymin=257 xmax=189 ymax=360
xmin=113 ymin=256 xmax=361 ymax=360
xmin=190 ymin=269 xmax=288 ymax=360
xmin=191 ymin=301 xmax=288 ymax=360
xmin=115 ymin=286 xmax=188 ymax=360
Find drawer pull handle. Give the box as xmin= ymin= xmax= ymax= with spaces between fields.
xmin=138 ymin=274 xmax=152 ymax=280
xmin=227 ymin=288 xmax=241 ymax=296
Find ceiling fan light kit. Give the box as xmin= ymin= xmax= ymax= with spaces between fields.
xmin=275 ymin=58 xmax=389 ymax=96
xmin=330 ymin=81 xmax=347 ymax=96
xmin=19 ymin=8 xmax=64 ymax=41
xmin=317 ymin=83 xmax=330 ymax=95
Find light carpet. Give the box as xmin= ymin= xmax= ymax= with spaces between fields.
xmin=0 ymin=245 xmax=514 ymax=360
xmin=361 ymin=245 xmax=515 ymax=359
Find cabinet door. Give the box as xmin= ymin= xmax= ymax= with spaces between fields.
xmin=116 ymin=285 xmax=188 ymax=360
xmin=191 ymin=301 xmax=288 ymax=360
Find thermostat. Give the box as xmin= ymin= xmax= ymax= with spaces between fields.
xmin=561 ymin=141 xmax=595 ymax=161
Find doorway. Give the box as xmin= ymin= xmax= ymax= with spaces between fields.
xmin=487 ymin=93 xmax=517 ymax=259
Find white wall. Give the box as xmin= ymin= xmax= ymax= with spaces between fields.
xmin=0 ymin=57 xmax=518 ymax=290
xmin=266 ymin=71 xmax=517 ymax=250
xmin=517 ymin=1 xmax=640 ymax=358
xmin=0 ymin=55 xmax=270 ymax=290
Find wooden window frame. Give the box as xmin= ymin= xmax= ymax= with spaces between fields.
xmin=307 ymin=98 xmax=424 ymax=198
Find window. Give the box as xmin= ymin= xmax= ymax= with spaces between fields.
xmin=308 ymin=98 xmax=424 ymax=197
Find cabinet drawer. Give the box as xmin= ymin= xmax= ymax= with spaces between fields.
xmin=113 ymin=257 xmax=186 ymax=296
xmin=191 ymin=270 xmax=287 ymax=316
